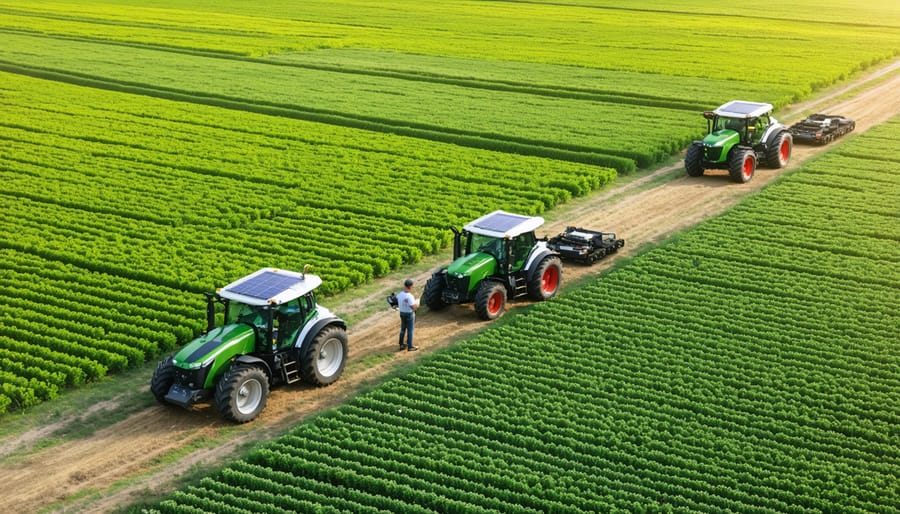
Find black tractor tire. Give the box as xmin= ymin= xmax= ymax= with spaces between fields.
xmin=300 ymin=325 xmax=348 ymax=386
xmin=423 ymin=274 xmax=447 ymax=310
xmin=684 ymin=143 xmax=705 ymax=177
xmin=150 ymin=356 xmax=175 ymax=404
xmin=474 ymin=281 xmax=507 ymax=321
xmin=766 ymin=131 xmax=792 ymax=168
xmin=215 ymin=364 xmax=269 ymax=423
xmin=728 ymin=147 xmax=757 ymax=183
xmin=527 ymin=256 xmax=563 ymax=301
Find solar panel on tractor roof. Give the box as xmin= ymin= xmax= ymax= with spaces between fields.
xmin=472 ymin=212 xmax=529 ymax=233
xmin=227 ymin=271 xmax=302 ymax=300
xmin=721 ymin=101 xmax=766 ymax=115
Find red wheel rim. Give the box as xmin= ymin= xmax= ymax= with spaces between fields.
xmin=541 ymin=265 xmax=559 ymax=294
xmin=742 ymin=155 xmax=754 ymax=180
xmin=779 ymin=139 xmax=791 ymax=163
xmin=487 ymin=291 xmax=503 ymax=315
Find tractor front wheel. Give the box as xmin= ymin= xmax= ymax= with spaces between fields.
xmin=301 ymin=325 xmax=348 ymax=386
xmin=684 ymin=143 xmax=705 ymax=177
xmin=150 ymin=356 xmax=175 ymax=404
xmin=475 ymin=281 xmax=506 ymax=321
xmin=728 ymin=148 xmax=757 ymax=183
xmin=766 ymin=131 xmax=792 ymax=168
xmin=216 ymin=364 xmax=269 ymax=423
xmin=423 ymin=274 xmax=447 ymax=310
xmin=528 ymin=256 xmax=562 ymax=301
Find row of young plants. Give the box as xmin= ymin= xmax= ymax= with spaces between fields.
xmin=150 ymin=119 xmax=899 ymax=512
xmin=0 ymin=248 xmax=203 ymax=413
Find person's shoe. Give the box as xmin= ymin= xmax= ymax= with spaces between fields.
xmin=398 ymin=344 xmax=405 ymax=350
xmin=407 ymin=346 xmax=419 ymax=352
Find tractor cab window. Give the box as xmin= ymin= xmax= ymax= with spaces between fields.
xmin=749 ymin=116 xmax=768 ymax=143
xmin=275 ymin=298 xmax=306 ymax=346
xmin=720 ymin=117 xmax=743 ymax=131
xmin=470 ymin=233 xmax=503 ymax=260
xmin=510 ymin=233 xmax=536 ymax=271
xmin=228 ymin=302 xmax=264 ymax=326
xmin=719 ymin=117 xmax=748 ymax=141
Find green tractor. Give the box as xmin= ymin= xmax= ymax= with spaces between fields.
xmin=151 ymin=268 xmax=347 ymax=423
xmin=424 ymin=210 xmax=562 ymax=320
xmin=685 ymin=100 xmax=793 ymax=183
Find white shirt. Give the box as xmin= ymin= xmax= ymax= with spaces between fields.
xmin=397 ymin=291 xmax=419 ymax=314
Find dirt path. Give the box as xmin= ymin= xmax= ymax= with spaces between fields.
xmin=1 ymin=61 xmax=898 ymax=513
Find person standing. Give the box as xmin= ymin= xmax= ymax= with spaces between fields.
xmin=397 ymin=278 xmax=419 ymax=351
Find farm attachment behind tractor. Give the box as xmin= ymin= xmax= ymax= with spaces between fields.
xmin=547 ymin=227 xmax=624 ymax=264
xmin=788 ymin=114 xmax=855 ymax=145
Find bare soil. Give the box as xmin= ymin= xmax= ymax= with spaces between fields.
xmin=1 ymin=61 xmax=898 ymax=513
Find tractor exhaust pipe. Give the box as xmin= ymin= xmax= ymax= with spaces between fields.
xmin=203 ymin=292 xmax=216 ymax=333
xmin=451 ymin=226 xmax=461 ymax=260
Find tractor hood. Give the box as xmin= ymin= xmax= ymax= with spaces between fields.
xmin=447 ymin=251 xmax=496 ymax=279
xmin=703 ymin=130 xmax=740 ymax=148
xmin=172 ymin=323 xmax=256 ymax=369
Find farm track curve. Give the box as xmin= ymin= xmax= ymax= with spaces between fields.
xmin=1 ymin=59 xmax=898 ymax=513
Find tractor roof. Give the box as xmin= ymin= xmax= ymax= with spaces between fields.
xmin=464 ymin=210 xmax=544 ymax=238
xmin=218 ymin=267 xmax=321 ymax=306
xmin=714 ymin=100 xmax=774 ymax=119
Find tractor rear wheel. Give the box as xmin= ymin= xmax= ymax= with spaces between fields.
xmin=474 ymin=281 xmax=506 ymax=321
xmin=728 ymin=148 xmax=756 ymax=183
xmin=423 ymin=274 xmax=447 ymax=310
xmin=766 ymin=131 xmax=792 ymax=168
xmin=528 ymin=256 xmax=562 ymax=301
xmin=150 ymin=356 xmax=175 ymax=404
xmin=215 ymin=364 xmax=269 ymax=423
xmin=684 ymin=143 xmax=705 ymax=177
xmin=301 ymin=325 xmax=348 ymax=386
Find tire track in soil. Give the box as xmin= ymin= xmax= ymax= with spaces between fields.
xmin=1 ymin=60 xmax=898 ymax=514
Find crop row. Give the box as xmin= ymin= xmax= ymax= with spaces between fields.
xmin=149 ymin=116 xmax=900 ymax=511
xmin=0 ymin=248 xmax=202 ymax=412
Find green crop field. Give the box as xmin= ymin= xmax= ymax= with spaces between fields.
xmin=0 ymin=0 xmax=898 ymax=415
xmin=148 ymin=118 xmax=900 ymax=513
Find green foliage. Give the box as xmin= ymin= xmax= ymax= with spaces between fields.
xmin=0 ymin=0 xmax=898 ymax=425
xmin=150 ymin=119 xmax=900 ymax=511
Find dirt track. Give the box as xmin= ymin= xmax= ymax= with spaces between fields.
xmin=1 ymin=61 xmax=898 ymax=513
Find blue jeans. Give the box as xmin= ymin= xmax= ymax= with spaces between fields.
xmin=399 ymin=312 xmax=414 ymax=349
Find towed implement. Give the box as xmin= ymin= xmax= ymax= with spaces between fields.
xmin=788 ymin=114 xmax=855 ymax=145
xmin=547 ymin=227 xmax=624 ymax=264
xmin=151 ymin=268 xmax=347 ymax=423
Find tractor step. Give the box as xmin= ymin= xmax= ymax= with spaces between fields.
xmin=513 ymin=276 xmax=528 ymax=296
xmin=282 ymin=358 xmax=301 ymax=384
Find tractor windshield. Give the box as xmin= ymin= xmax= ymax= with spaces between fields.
xmin=468 ymin=233 xmax=504 ymax=261
xmin=716 ymin=117 xmax=745 ymax=132
xmin=226 ymin=301 xmax=266 ymax=327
